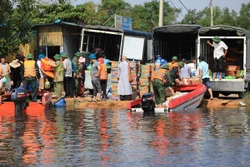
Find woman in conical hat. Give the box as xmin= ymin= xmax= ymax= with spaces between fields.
xmin=9 ymin=59 xmax=22 ymax=89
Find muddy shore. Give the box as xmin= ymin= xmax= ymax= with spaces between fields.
xmin=51 ymin=94 xmax=248 ymax=110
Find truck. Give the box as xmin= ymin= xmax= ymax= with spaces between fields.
xmin=197 ymin=25 xmax=250 ymax=98
xmin=153 ymin=24 xmax=201 ymax=62
xmin=79 ymin=25 xmax=152 ymax=90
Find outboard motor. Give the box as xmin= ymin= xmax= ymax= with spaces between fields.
xmin=141 ymin=92 xmax=155 ymax=115
xmin=11 ymin=86 xmax=28 ymax=115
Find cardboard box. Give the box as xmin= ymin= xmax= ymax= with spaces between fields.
xmin=226 ymin=71 xmax=236 ymax=76
xmin=190 ymin=78 xmax=202 ymax=84
xmin=226 ymin=65 xmax=240 ymax=71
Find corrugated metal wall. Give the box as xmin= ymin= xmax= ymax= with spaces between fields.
xmin=38 ymin=25 xmax=63 ymax=46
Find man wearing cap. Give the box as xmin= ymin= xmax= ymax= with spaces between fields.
xmin=207 ymin=36 xmax=228 ymax=80
xmin=53 ymin=54 xmax=64 ymax=98
xmin=21 ymin=54 xmax=40 ymax=102
xmin=168 ymin=56 xmax=179 ymax=70
xmin=198 ymin=56 xmax=213 ymax=100
xmin=72 ymin=52 xmax=82 ymax=96
xmin=166 ymin=61 xmax=184 ymax=87
xmin=89 ymin=53 xmax=102 ymax=101
xmin=61 ymin=53 xmax=73 ymax=98
xmin=37 ymin=53 xmax=46 ymax=91
xmin=151 ymin=64 xmax=169 ymax=107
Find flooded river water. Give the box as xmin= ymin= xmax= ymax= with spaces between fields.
xmin=1 ymin=107 xmax=250 ymax=166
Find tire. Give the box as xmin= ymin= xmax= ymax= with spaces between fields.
xmin=238 ymin=92 xmax=244 ymax=98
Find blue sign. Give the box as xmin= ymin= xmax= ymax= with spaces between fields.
xmin=115 ymin=15 xmax=132 ymax=30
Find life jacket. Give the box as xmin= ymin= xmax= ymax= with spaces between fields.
xmin=100 ymin=64 xmax=107 ymax=80
xmin=151 ymin=69 xmax=167 ymax=83
xmin=168 ymin=62 xmax=178 ymax=71
xmin=24 ymin=60 xmax=36 ymax=77
xmin=0 ymin=63 xmax=10 ymax=77
xmin=41 ymin=58 xmax=56 ymax=72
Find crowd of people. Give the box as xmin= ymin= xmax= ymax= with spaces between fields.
xmin=151 ymin=53 xmax=215 ymax=107
xmin=1 ymin=36 xmax=225 ymax=104
xmin=0 ymin=49 xmax=111 ymax=102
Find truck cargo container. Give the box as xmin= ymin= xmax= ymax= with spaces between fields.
xmin=197 ymin=25 xmax=250 ymax=97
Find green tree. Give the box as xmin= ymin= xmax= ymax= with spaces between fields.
xmin=30 ymin=2 xmax=100 ymax=25
xmin=237 ymin=3 xmax=250 ymax=30
xmin=0 ymin=0 xmax=34 ymax=57
xmin=96 ymin=0 xmax=132 ymax=27
xmin=181 ymin=6 xmax=237 ymax=27
xmin=131 ymin=0 xmax=180 ymax=32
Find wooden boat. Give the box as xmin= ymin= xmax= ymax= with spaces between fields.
xmin=0 ymin=92 xmax=52 ymax=115
xmin=129 ymin=84 xmax=207 ymax=112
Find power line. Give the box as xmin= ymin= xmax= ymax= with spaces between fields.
xmin=169 ymin=0 xmax=185 ymax=17
xmin=178 ymin=0 xmax=190 ymax=12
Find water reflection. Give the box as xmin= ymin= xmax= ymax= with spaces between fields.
xmin=0 ymin=107 xmax=250 ymax=166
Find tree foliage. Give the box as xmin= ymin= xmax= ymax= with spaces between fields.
xmin=0 ymin=0 xmax=34 ymax=57
xmin=237 ymin=3 xmax=250 ymax=30
xmin=131 ymin=0 xmax=180 ymax=32
xmin=181 ymin=3 xmax=249 ymax=28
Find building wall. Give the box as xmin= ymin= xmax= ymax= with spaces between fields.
xmin=38 ymin=25 xmax=63 ymax=46
xmin=62 ymin=26 xmax=82 ymax=59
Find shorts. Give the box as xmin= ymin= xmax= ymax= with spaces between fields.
xmin=202 ymin=78 xmax=211 ymax=89
xmin=214 ymin=56 xmax=224 ymax=72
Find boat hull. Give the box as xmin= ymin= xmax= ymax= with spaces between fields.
xmin=167 ymin=84 xmax=206 ymax=112
xmin=0 ymin=93 xmax=52 ymax=116
xmin=132 ymin=84 xmax=207 ymax=113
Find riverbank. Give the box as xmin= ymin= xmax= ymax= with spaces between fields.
xmin=51 ymin=94 xmax=248 ymax=110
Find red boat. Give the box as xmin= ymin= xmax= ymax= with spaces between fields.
xmin=129 ymin=84 xmax=207 ymax=112
xmin=0 ymin=92 xmax=52 ymax=115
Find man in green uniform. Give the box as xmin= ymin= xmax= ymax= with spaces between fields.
xmin=72 ymin=52 xmax=82 ymax=96
xmin=53 ymin=54 xmax=64 ymax=98
xmin=21 ymin=54 xmax=40 ymax=102
xmin=151 ymin=64 xmax=169 ymax=107
xmin=166 ymin=61 xmax=184 ymax=87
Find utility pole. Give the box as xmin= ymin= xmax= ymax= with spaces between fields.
xmin=159 ymin=0 xmax=164 ymax=27
xmin=210 ymin=0 xmax=214 ymax=26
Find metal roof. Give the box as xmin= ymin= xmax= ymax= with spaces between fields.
xmin=199 ymin=25 xmax=250 ymax=38
xmin=153 ymin=24 xmax=202 ymax=34
xmin=34 ymin=21 xmax=84 ymax=28
xmin=34 ymin=22 xmax=152 ymax=38
xmin=83 ymin=25 xmax=151 ymax=39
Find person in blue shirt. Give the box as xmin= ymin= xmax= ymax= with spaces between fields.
xmin=198 ymin=56 xmax=213 ymax=100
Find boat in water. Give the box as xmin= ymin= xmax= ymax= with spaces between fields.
xmin=0 ymin=89 xmax=52 ymax=116
xmin=130 ymin=84 xmax=207 ymax=112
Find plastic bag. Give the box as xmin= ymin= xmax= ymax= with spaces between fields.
xmin=45 ymin=79 xmax=50 ymax=89
xmin=87 ymin=64 xmax=92 ymax=71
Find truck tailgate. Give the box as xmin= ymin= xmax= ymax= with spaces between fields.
xmin=210 ymin=79 xmax=245 ymax=92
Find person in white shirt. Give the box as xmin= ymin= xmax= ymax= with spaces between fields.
xmin=187 ymin=57 xmax=198 ymax=77
xmin=179 ymin=58 xmax=191 ymax=79
xmin=207 ymin=36 xmax=228 ymax=80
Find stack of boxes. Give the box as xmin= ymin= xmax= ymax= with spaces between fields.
xmin=139 ymin=63 xmax=153 ymax=97
xmin=110 ymin=61 xmax=119 ymax=98
xmin=110 ymin=61 xmax=143 ymax=99
xmin=226 ymin=65 xmax=240 ymax=77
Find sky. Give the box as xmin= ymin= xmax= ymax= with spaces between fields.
xmin=74 ymin=0 xmax=248 ymax=21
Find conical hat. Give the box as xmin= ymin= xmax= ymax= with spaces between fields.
xmin=9 ymin=60 xmax=20 ymax=68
